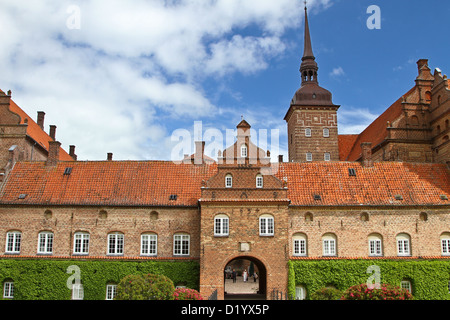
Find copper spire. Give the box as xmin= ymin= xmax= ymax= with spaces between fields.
xmin=300 ymin=3 xmax=318 ymax=85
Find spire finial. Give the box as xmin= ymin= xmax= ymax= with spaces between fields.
xmin=299 ymin=0 xmax=318 ymax=85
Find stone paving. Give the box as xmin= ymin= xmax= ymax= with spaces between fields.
xmin=224 ymin=276 xmax=259 ymax=294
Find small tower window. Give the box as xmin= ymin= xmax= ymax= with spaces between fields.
xmin=323 ymin=128 xmax=330 ymax=138
xmin=306 ymin=153 xmax=312 ymax=162
xmin=240 ymin=144 xmax=248 ymax=158
xmin=225 ymin=174 xmax=233 ymax=188
xmin=324 ymin=153 xmax=331 ymax=161
xmin=305 ymin=128 xmax=312 ymax=137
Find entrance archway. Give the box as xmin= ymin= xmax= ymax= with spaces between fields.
xmin=223 ymin=256 xmax=267 ymax=300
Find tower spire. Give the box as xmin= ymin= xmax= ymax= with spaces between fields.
xmin=300 ymin=2 xmax=318 ymax=85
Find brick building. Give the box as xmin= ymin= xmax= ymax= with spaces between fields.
xmin=0 ymin=7 xmax=448 ymax=300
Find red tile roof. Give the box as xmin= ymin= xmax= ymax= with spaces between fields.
xmin=338 ymin=134 xmax=359 ymax=161
xmin=8 ymin=98 xmax=73 ymax=161
xmin=344 ymin=86 xmax=417 ymax=161
xmin=276 ymin=162 xmax=449 ymax=206
xmin=0 ymin=160 xmax=448 ymax=207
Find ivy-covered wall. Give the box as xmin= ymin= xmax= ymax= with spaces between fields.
xmin=288 ymin=259 xmax=450 ymax=300
xmin=0 ymin=259 xmax=200 ymax=300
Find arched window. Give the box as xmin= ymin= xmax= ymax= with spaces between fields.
xmin=401 ymin=279 xmax=412 ymax=294
xmin=5 ymin=231 xmax=21 ymax=254
xmin=141 ymin=233 xmax=157 ymax=256
xmin=173 ymin=233 xmax=190 ymax=256
xmin=295 ymin=285 xmax=307 ymax=300
xmin=323 ymin=128 xmax=330 ymax=138
xmin=410 ymin=115 xmax=419 ymax=127
xmin=425 ymin=91 xmax=431 ymax=102
xmin=107 ymin=232 xmax=124 ymax=255
xmin=256 ymin=174 xmax=263 ymax=188
xmin=214 ymin=214 xmax=229 ymax=236
xmin=293 ymin=233 xmax=307 ymax=256
xmin=73 ymin=232 xmax=90 ymax=255
xmin=259 ymin=214 xmax=274 ymax=236
xmin=368 ymin=233 xmax=383 ymax=256
xmin=322 ymin=233 xmax=337 ymax=256
xmin=396 ymin=233 xmax=411 ymax=256
xmin=241 ymin=144 xmax=248 ymax=158
xmin=37 ymin=231 xmax=54 ymax=254
xmin=440 ymin=233 xmax=450 ymax=256
xmin=106 ymin=283 xmax=118 ymax=300
xmin=225 ymin=174 xmax=233 ymax=188
xmin=3 ymin=280 xmax=14 ymax=299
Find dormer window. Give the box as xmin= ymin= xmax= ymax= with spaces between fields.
xmin=225 ymin=174 xmax=233 ymax=188
xmin=241 ymin=144 xmax=248 ymax=158
xmin=256 ymin=174 xmax=263 ymax=188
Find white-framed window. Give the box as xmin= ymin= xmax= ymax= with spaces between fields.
xmin=295 ymin=285 xmax=307 ymax=300
xmin=293 ymin=233 xmax=307 ymax=256
xmin=73 ymin=232 xmax=90 ymax=255
xmin=323 ymin=128 xmax=330 ymax=138
xmin=106 ymin=284 xmax=117 ymax=300
xmin=5 ymin=231 xmax=21 ymax=254
xmin=322 ymin=233 xmax=337 ymax=256
xmin=214 ymin=215 xmax=229 ymax=236
xmin=141 ymin=233 xmax=157 ymax=256
xmin=400 ymin=280 xmax=412 ymax=294
xmin=259 ymin=215 xmax=274 ymax=236
xmin=108 ymin=232 xmax=124 ymax=255
xmin=305 ymin=128 xmax=312 ymax=137
xmin=174 ymin=233 xmax=190 ymax=256
xmin=37 ymin=231 xmax=54 ymax=254
xmin=441 ymin=233 xmax=450 ymax=256
xmin=396 ymin=233 xmax=411 ymax=256
xmin=3 ymin=281 xmax=14 ymax=299
xmin=368 ymin=234 xmax=383 ymax=256
xmin=324 ymin=153 xmax=331 ymax=161
xmin=306 ymin=153 xmax=312 ymax=162
xmin=72 ymin=283 xmax=84 ymax=300
xmin=241 ymin=144 xmax=248 ymax=158
xmin=225 ymin=174 xmax=233 ymax=188
xmin=256 ymin=174 xmax=263 ymax=188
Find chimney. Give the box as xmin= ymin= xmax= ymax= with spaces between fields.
xmin=417 ymin=59 xmax=428 ymax=73
xmin=49 ymin=125 xmax=56 ymax=140
xmin=107 ymin=153 xmax=113 ymax=161
xmin=46 ymin=141 xmax=61 ymax=166
xmin=69 ymin=145 xmax=77 ymax=160
xmin=278 ymin=155 xmax=284 ymax=163
xmin=361 ymin=142 xmax=373 ymax=167
xmin=37 ymin=111 xmax=45 ymax=130
xmin=194 ymin=141 xmax=205 ymax=165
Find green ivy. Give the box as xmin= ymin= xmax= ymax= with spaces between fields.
xmin=0 ymin=259 xmax=199 ymax=300
xmin=289 ymin=259 xmax=450 ymax=300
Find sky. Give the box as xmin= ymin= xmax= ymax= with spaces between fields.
xmin=0 ymin=0 xmax=449 ymax=161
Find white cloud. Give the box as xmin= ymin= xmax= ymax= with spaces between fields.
xmin=0 ymin=0 xmax=333 ymax=160
xmin=330 ymin=66 xmax=345 ymax=77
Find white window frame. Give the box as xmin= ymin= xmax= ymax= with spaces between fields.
xmin=5 ymin=231 xmax=21 ymax=254
xmin=214 ymin=215 xmax=229 ymax=237
xmin=256 ymin=174 xmax=263 ymax=188
xmin=225 ymin=174 xmax=233 ymax=188
xmin=173 ymin=234 xmax=190 ymax=256
xmin=305 ymin=128 xmax=312 ymax=137
xmin=368 ymin=234 xmax=383 ymax=257
xmin=107 ymin=232 xmax=124 ymax=255
xmin=306 ymin=153 xmax=312 ymax=162
xmin=72 ymin=283 xmax=84 ymax=300
xmin=324 ymin=153 xmax=331 ymax=161
xmin=73 ymin=232 xmax=90 ymax=255
xmin=323 ymin=128 xmax=330 ymax=138
xmin=322 ymin=234 xmax=337 ymax=256
xmin=259 ymin=215 xmax=274 ymax=236
xmin=400 ymin=280 xmax=412 ymax=294
xmin=3 ymin=281 xmax=14 ymax=299
xmin=140 ymin=233 xmax=157 ymax=256
xmin=37 ymin=231 xmax=54 ymax=254
xmin=106 ymin=284 xmax=117 ymax=300
xmin=441 ymin=233 xmax=450 ymax=256
xmin=295 ymin=285 xmax=307 ymax=300
xmin=241 ymin=144 xmax=248 ymax=158
xmin=396 ymin=234 xmax=411 ymax=256
xmin=293 ymin=234 xmax=307 ymax=256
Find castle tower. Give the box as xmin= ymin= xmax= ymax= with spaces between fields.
xmin=284 ymin=6 xmax=340 ymax=163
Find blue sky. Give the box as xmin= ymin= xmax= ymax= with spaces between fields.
xmin=0 ymin=0 xmax=448 ymax=161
